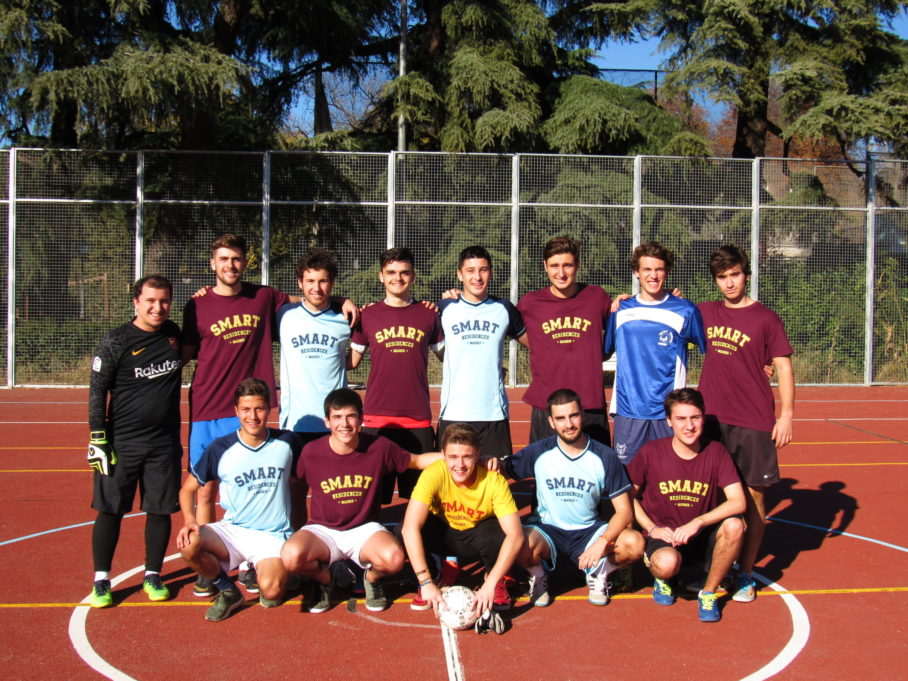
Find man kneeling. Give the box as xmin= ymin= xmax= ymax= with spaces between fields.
xmin=401 ymin=423 xmax=523 ymax=617
xmin=628 ymin=388 xmax=746 ymax=622
xmin=177 ymin=378 xmax=301 ymax=621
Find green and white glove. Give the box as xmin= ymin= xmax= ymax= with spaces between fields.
xmin=87 ymin=430 xmax=117 ymax=476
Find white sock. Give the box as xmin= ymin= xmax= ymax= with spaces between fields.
xmin=94 ymin=571 xmax=109 ymax=582
xmin=528 ymin=564 xmax=545 ymax=579
xmin=144 ymin=570 xmax=159 ymax=578
xmin=603 ymin=557 xmax=619 ymax=576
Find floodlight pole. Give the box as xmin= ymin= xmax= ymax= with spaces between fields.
xmin=397 ymin=0 xmax=408 ymax=151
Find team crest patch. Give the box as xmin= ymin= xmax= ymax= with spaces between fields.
xmin=615 ymin=443 xmax=626 ymax=456
xmin=658 ymin=330 xmax=673 ymax=346
xmin=168 ymin=337 xmax=178 ymax=350
xmin=92 ymin=356 xmax=102 ymax=372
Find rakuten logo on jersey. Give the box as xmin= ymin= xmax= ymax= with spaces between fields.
xmin=134 ymin=359 xmax=181 ymax=379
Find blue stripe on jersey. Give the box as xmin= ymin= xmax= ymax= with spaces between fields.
xmin=278 ymin=301 xmax=350 ymax=432
xmin=438 ymin=296 xmax=525 ymax=422
xmin=605 ymin=294 xmax=706 ymax=420
xmin=508 ymin=435 xmax=630 ymax=531
xmin=192 ymin=429 xmax=300 ymax=536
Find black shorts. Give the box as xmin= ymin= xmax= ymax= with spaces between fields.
xmin=704 ymin=416 xmax=779 ymax=487
xmin=526 ymin=518 xmax=607 ymax=571
xmin=530 ymin=407 xmax=611 ymax=446
xmin=363 ymin=425 xmax=435 ymax=504
xmin=437 ymin=418 xmax=513 ymax=459
xmin=92 ymin=441 xmax=182 ymax=516
xmin=644 ymin=518 xmax=739 ymax=569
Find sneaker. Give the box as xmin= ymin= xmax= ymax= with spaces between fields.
xmin=259 ymin=593 xmax=281 ymax=608
xmin=89 ymin=580 xmax=113 ymax=609
xmin=309 ymin=577 xmax=334 ymax=614
xmin=492 ymin=577 xmax=512 ymax=611
xmin=528 ymin=572 xmax=551 ymax=607
xmin=142 ymin=574 xmax=171 ymax=602
xmin=698 ymin=590 xmax=721 ymax=622
xmin=587 ymin=573 xmax=611 ymax=606
xmin=364 ymin=579 xmax=389 ymax=612
xmin=652 ymin=578 xmax=675 ymax=606
xmin=410 ymin=585 xmax=431 ymax=611
xmin=733 ymin=572 xmax=757 ymax=603
xmin=239 ymin=567 xmax=259 ymax=594
xmin=440 ymin=559 xmax=460 ymax=587
xmin=193 ymin=575 xmax=215 ymax=598
xmin=205 ymin=588 xmax=243 ymax=622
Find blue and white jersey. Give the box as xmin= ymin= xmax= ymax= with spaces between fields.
xmin=277 ymin=301 xmax=350 ymax=433
xmin=438 ymin=296 xmax=525 ymax=422
xmin=605 ymin=294 xmax=706 ymax=420
xmin=192 ymin=429 xmax=301 ymax=538
xmin=508 ymin=435 xmax=630 ymax=531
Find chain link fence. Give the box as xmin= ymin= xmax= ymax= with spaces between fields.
xmin=2 ymin=148 xmax=906 ymax=387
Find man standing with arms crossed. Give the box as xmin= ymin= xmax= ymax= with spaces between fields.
xmin=697 ymin=245 xmax=794 ymax=603
xmin=518 ymin=236 xmax=612 ymax=445
xmin=87 ymin=275 xmax=182 ymax=607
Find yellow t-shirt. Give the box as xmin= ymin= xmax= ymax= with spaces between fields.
xmin=411 ymin=459 xmax=518 ymax=531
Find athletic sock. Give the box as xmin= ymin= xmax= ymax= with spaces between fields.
xmin=94 ymin=571 xmax=110 ymax=582
xmin=144 ymin=570 xmax=159 ymax=578
xmin=528 ymin=564 xmax=545 ymax=579
xmin=603 ymin=557 xmax=619 ymax=577
xmin=213 ymin=571 xmax=235 ymax=593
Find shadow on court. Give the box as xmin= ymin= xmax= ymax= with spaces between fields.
xmin=757 ymin=478 xmax=858 ymax=582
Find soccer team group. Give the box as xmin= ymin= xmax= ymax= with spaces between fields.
xmin=86 ymin=233 xmax=795 ymax=628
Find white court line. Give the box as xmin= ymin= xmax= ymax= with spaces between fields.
xmin=440 ymin=621 xmax=466 ymax=681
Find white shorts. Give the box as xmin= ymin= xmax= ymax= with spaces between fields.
xmin=300 ymin=522 xmax=389 ymax=569
xmin=205 ymin=521 xmax=287 ymax=572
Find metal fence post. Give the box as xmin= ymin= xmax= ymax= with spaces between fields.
xmin=135 ymin=151 xmax=144 ymax=280
xmin=508 ymin=153 xmax=520 ymax=388
xmin=387 ymin=151 xmax=396 ymax=248
xmin=262 ymin=152 xmax=271 ymax=285
xmin=632 ymin=155 xmax=642 ymax=294
xmin=6 ymin=148 xmax=15 ymax=387
xmin=750 ymin=157 xmax=761 ymax=300
xmin=864 ymin=157 xmax=876 ymax=385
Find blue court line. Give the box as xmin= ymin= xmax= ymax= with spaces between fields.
xmin=0 ymin=513 xmax=145 ymax=547
xmin=768 ymin=516 xmax=908 ymax=553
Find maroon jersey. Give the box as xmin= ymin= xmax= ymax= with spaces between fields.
xmin=350 ymin=301 xmax=443 ymax=422
xmin=296 ymin=433 xmax=412 ymax=530
xmin=697 ymin=300 xmax=793 ymax=432
xmin=517 ymin=284 xmax=611 ymax=411
xmin=183 ymin=283 xmax=289 ymax=421
xmin=628 ymin=438 xmax=741 ymax=529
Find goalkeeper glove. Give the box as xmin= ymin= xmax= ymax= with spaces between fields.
xmin=88 ymin=430 xmax=117 ymax=476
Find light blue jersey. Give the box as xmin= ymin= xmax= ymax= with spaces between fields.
xmin=192 ymin=429 xmax=301 ymax=538
xmin=605 ymin=293 xmax=706 ymax=420
xmin=277 ymin=301 xmax=350 ymax=432
xmin=438 ymin=296 xmax=525 ymax=422
xmin=508 ymin=435 xmax=630 ymax=531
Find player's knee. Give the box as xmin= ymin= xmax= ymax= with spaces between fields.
xmin=649 ymin=550 xmax=680 ymax=578
xmin=258 ymin=575 xmax=284 ymax=601
xmin=617 ymin=529 xmax=645 ymax=563
xmin=280 ymin=540 xmax=304 ymax=573
xmin=372 ymin=545 xmax=405 ymax=576
xmin=720 ymin=517 xmax=745 ymax=543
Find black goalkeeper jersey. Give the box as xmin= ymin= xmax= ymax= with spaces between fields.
xmin=89 ymin=319 xmax=183 ymax=445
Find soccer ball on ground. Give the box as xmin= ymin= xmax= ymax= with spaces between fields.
xmin=438 ymin=585 xmax=478 ymax=630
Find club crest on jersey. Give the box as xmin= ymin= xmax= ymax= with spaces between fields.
xmin=658 ymin=329 xmax=674 ymax=346
xmin=92 ymin=356 xmax=102 ymax=372
xmin=168 ymin=337 xmax=179 ymax=350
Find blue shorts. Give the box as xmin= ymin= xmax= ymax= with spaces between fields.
xmin=612 ymin=414 xmax=672 ymax=465
xmin=189 ymin=416 xmax=241 ymax=467
xmin=526 ymin=518 xmax=607 ymax=572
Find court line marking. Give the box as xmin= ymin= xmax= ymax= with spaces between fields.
xmin=767 ymin=516 xmax=908 ymax=552
xmin=826 ymin=419 xmax=908 ymax=446
xmin=0 ymin=513 xmax=143 ymax=546
xmin=741 ymin=573 xmax=810 ymax=681
xmin=440 ymin=621 xmax=466 ymax=681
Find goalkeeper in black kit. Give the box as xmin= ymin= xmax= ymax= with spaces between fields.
xmin=87 ymin=275 xmax=183 ymax=608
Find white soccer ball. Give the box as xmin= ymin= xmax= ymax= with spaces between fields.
xmin=438 ymin=585 xmax=478 ymax=630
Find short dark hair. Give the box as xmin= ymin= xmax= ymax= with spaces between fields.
xmin=547 ymin=388 xmax=582 ymax=415
xmin=457 ymin=245 xmax=492 ymax=270
xmin=234 ymin=377 xmax=271 ymax=407
xmin=631 ymin=240 xmax=674 ymax=271
xmin=132 ymin=275 xmax=172 ymax=300
xmin=663 ymin=387 xmax=705 ymax=417
xmin=440 ymin=422 xmax=481 ymax=451
xmin=380 ymin=247 xmax=415 ymax=269
xmin=542 ymin=236 xmax=580 ymax=263
xmin=296 ymin=248 xmax=338 ymax=282
xmin=709 ymin=244 xmax=751 ymax=278
xmin=324 ymin=388 xmax=363 ymax=417
xmin=211 ymin=233 xmax=247 ymax=256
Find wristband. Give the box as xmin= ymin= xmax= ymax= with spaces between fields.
xmin=418 ymin=578 xmax=433 ymax=588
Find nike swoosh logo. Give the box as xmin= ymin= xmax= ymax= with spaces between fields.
xmin=131 ymin=347 xmax=146 ymax=356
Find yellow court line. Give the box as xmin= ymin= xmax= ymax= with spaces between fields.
xmin=4 ymin=587 xmax=908 ymax=609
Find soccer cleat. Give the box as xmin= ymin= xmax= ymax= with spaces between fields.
xmin=474 ymin=610 xmax=505 ymax=635
xmin=410 ymin=585 xmax=432 ymax=611
xmin=89 ymin=580 xmax=113 ymax=609
xmin=142 ymin=574 xmax=171 ymax=602
xmin=652 ymin=578 xmax=675 ymax=606
xmin=698 ymin=590 xmax=721 ymax=622
xmin=733 ymin=572 xmax=757 ymax=603
xmin=440 ymin=559 xmax=461 ymax=587
xmin=309 ymin=577 xmax=334 ymax=614
xmin=259 ymin=593 xmax=281 ymax=608
xmin=239 ymin=567 xmax=260 ymax=594
xmin=528 ymin=572 xmax=551 ymax=607
xmin=586 ymin=573 xmax=611 ymax=606
xmin=364 ymin=579 xmax=389 ymax=612
xmin=193 ymin=575 xmax=215 ymax=598
xmin=492 ymin=577 xmax=512 ymax=611
xmin=205 ymin=588 xmax=243 ymax=622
